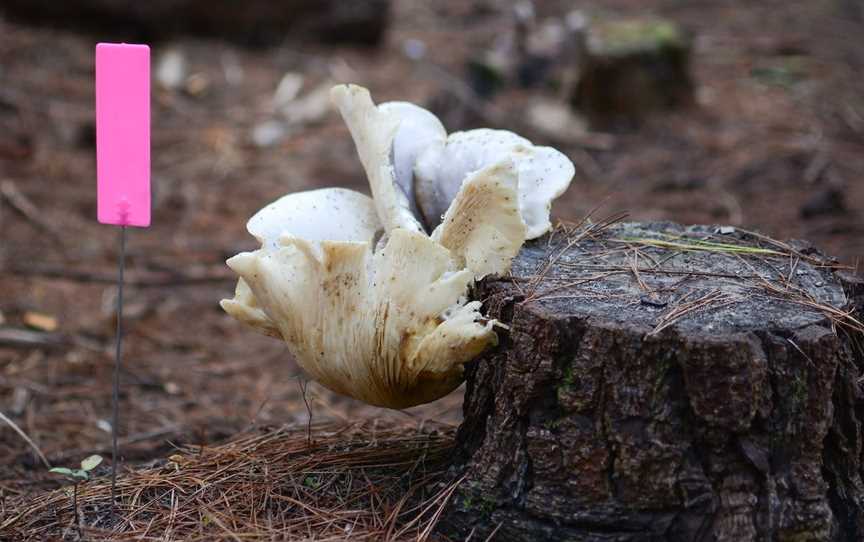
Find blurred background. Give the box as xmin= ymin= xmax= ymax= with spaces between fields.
xmin=1 ymin=0 xmax=862 ymax=495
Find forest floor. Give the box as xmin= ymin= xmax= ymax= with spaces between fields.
xmin=1 ymin=0 xmax=863 ymax=507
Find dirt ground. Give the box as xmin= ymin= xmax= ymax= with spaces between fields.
xmin=1 ymin=0 xmax=863 ymax=502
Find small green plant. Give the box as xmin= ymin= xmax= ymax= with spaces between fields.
xmin=50 ymin=454 xmax=103 ymax=525
xmin=303 ymin=475 xmax=320 ymax=489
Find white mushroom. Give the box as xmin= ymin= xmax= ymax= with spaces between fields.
xmin=247 ymin=187 xmax=381 ymax=251
xmin=220 ymin=187 xmax=510 ymax=408
xmin=221 ymin=84 xmax=573 ymax=409
xmin=330 ymin=85 xmax=425 ymax=235
xmin=378 ymin=101 xmax=446 ymax=221
xmin=331 ymin=84 xmax=573 ymax=239
xmin=221 ymin=187 xmax=380 ymax=338
xmin=416 ymin=128 xmax=574 ymax=238
xmin=431 ymin=160 xmax=526 ymax=279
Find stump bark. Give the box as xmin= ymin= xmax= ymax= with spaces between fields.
xmin=444 ymin=222 xmax=864 ymax=541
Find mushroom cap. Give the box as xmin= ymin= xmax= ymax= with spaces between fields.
xmin=222 ymin=228 xmax=497 ymax=408
xmin=416 ymin=128 xmax=574 ymax=239
xmin=330 ymin=86 xmax=571 ymax=239
xmin=247 ymin=187 xmax=381 ymax=250
xmin=378 ymin=101 xmax=446 ymax=223
xmin=223 ymin=187 xmax=381 ymax=339
xmin=431 ymin=158 xmax=526 ymax=278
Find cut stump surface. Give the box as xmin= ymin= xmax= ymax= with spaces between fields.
xmin=445 ymin=222 xmax=864 ymax=542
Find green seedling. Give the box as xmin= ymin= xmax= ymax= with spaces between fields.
xmin=50 ymin=454 xmax=103 ymax=525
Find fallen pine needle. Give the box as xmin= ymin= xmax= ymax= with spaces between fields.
xmin=1 ymin=421 xmax=457 ymax=541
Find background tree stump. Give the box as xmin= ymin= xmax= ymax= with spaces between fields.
xmin=572 ymin=18 xmax=693 ymax=126
xmin=444 ymin=222 xmax=864 ymax=541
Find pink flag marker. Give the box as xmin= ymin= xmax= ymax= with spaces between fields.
xmin=95 ymin=42 xmax=150 ymax=507
xmin=96 ymin=42 xmax=150 ymax=227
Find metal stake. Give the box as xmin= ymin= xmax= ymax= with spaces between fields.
xmin=111 ymin=225 xmax=126 ymax=506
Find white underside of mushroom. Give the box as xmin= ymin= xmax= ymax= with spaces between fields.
xmin=221 ymin=83 xmax=573 ymax=409
xmin=223 ymin=228 xmax=491 ymax=409
xmin=221 ymin=175 xmax=522 ymax=408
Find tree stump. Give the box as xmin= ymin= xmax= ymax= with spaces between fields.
xmin=444 ymin=222 xmax=864 ymax=541
xmin=572 ymin=18 xmax=693 ymax=127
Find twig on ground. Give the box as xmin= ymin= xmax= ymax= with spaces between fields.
xmin=0 ymin=180 xmax=65 ymax=245
xmin=7 ymin=264 xmax=235 ymax=287
xmin=0 ymin=410 xmax=51 ymax=469
xmin=49 ymin=426 xmax=182 ymax=463
xmin=298 ymin=376 xmax=313 ymax=447
xmin=0 ymin=328 xmax=67 ymax=349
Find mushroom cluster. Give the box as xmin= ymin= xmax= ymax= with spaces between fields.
xmin=221 ymin=84 xmax=574 ymax=408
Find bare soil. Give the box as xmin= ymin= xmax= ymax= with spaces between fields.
xmin=1 ymin=0 xmax=862 ymax=503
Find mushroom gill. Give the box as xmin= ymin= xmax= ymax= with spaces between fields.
xmin=220 ymin=84 xmax=574 ymax=408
